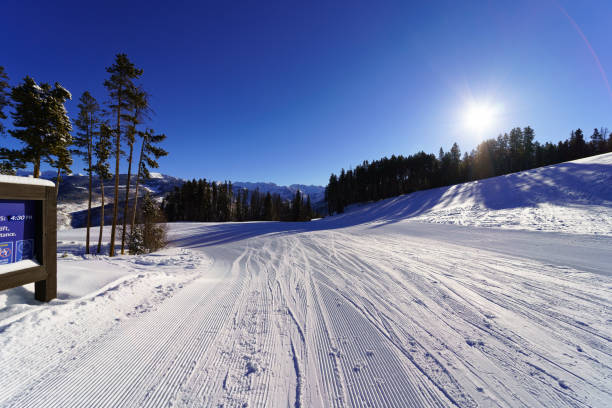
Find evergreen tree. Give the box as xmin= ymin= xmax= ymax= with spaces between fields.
xmin=305 ymin=195 xmax=312 ymax=221
xmin=569 ymin=128 xmax=586 ymax=159
xmin=128 ymin=127 xmax=167 ymax=230
xmin=94 ymin=123 xmax=113 ymax=254
xmin=50 ymin=142 xmax=73 ymax=197
xmin=0 ymin=66 xmax=9 ymax=135
xmin=121 ymin=88 xmax=149 ymax=254
xmin=73 ymin=91 xmax=100 ymax=254
xmin=241 ymin=189 xmax=249 ymax=220
xmin=128 ymin=192 xmax=166 ymax=254
xmin=48 ymin=87 xmax=73 ymax=195
xmin=0 ymin=162 xmax=16 ymax=175
xmin=104 ymin=53 xmax=143 ymax=256
xmin=590 ymin=128 xmax=605 ymax=154
xmin=522 ymin=126 xmax=535 ymax=169
xmin=8 ymin=76 xmax=72 ymax=178
xmin=292 ymin=190 xmax=302 ymax=221
xmin=0 ymin=69 xmax=24 ymax=175
xmin=602 ymin=128 xmax=611 ymax=152
xmin=263 ymin=192 xmax=273 ymax=220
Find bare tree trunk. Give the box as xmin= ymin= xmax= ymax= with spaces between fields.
xmin=55 ymin=167 xmax=61 ymax=197
xmin=109 ymin=96 xmax=121 ymax=257
xmin=98 ymin=179 xmax=105 ymax=254
xmin=120 ymin=142 xmax=134 ymax=254
xmin=131 ymin=134 xmax=147 ymax=231
xmin=86 ymin=134 xmax=92 ymax=254
xmin=33 ymin=158 xmax=40 ymax=178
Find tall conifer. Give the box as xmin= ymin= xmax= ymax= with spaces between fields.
xmin=104 ymin=54 xmax=143 ymax=256
xmin=130 ymin=128 xmax=167 ymax=231
xmin=0 ymin=66 xmax=9 ymax=135
xmin=73 ymin=91 xmax=100 ymax=254
xmin=121 ymin=88 xmax=149 ymax=254
xmin=94 ymin=123 xmax=113 ymax=254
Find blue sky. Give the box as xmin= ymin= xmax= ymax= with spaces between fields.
xmin=2 ymin=0 xmax=611 ymax=185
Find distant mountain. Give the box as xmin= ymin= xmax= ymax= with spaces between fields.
xmin=232 ymin=182 xmax=325 ymax=203
xmin=16 ymin=171 xmax=325 ymax=228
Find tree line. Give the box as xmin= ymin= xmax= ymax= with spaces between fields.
xmin=325 ymin=126 xmax=611 ymax=214
xmin=0 ymin=55 xmax=168 ymax=256
xmin=162 ymin=179 xmax=317 ymax=222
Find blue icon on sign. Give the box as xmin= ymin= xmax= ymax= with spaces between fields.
xmin=0 ymin=242 xmax=13 ymax=265
xmin=15 ymin=239 xmax=34 ymax=262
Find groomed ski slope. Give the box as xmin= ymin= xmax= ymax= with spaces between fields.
xmin=1 ymin=154 xmax=611 ymax=407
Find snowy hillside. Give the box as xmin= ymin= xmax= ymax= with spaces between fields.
xmin=333 ymin=152 xmax=612 ymax=235
xmin=1 ymin=154 xmax=611 ymax=407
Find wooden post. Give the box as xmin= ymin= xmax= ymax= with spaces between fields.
xmin=35 ymin=186 xmax=57 ymax=301
xmin=0 ymin=178 xmax=57 ymax=302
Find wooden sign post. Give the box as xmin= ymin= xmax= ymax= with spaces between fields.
xmin=0 ymin=176 xmax=57 ymax=302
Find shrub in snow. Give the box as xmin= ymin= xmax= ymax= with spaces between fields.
xmin=128 ymin=193 xmax=167 ymax=254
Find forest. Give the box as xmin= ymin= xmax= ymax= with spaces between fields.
xmin=0 ymin=57 xmax=167 ymax=256
xmin=162 ymin=179 xmax=317 ymax=222
xmin=325 ymin=126 xmax=612 ymax=214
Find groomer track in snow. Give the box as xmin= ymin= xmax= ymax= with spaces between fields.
xmin=1 ymin=154 xmax=611 ymax=407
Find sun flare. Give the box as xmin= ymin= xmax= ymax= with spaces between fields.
xmin=464 ymin=102 xmax=496 ymax=133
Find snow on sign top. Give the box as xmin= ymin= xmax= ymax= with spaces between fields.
xmin=0 ymin=175 xmax=55 ymax=187
xmin=0 ymin=259 xmax=39 ymax=274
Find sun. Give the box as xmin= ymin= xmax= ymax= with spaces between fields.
xmin=463 ymin=102 xmax=496 ymax=133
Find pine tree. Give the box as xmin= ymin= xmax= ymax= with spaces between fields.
xmin=73 ymin=92 xmax=100 ymax=254
xmin=8 ymin=76 xmax=72 ymax=178
xmin=50 ymin=144 xmax=72 ymax=197
xmin=522 ymin=126 xmax=535 ymax=169
xmin=94 ymin=123 xmax=112 ymax=254
xmin=569 ymin=129 xmax=586 ymax=159
xmin=292 ymin=190 xmax=302 ymax=221
xmin=590 ymin=128 xmax=604 ymax=154
xmin=130 ymin=128 xmax=167 ymax=231
xmin=263 ymin=192 xmax=273 ymax=220
xmin=121 ymin=88 xmax=149 ymax=254
xmin=104 ymin=53 xmax=143 ymax=256
xmin=601 ymin=127 xmax=611 ymax=152
xmin=47 ymin=85 xmax=73 ymax=195
xmin=128 ymin=192 xmax=166 ymax=254
xmin=241 ymin=190 xmax=249 ymax=220
xmin=305 ymin=195 xmax=312 ymax=221
xmin=0 ymin=66 xmax=9 ymax=135
xmin=0 ymin=162 xmax=16 ymax=175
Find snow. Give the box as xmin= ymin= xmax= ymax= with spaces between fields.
xmin=148 ymin=172 xmax=163 ymax=179
xmin=0 ymin=154 xmax=611 ymax=407
xmin=335 ymin=152 xmax=612 ymax=236
xmin=0 ymin=175 xmax=55 ymax=187
xmin=0 ymin=259 xmax=39 ymax=275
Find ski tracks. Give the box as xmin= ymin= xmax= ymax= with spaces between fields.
xmin=2 ymin=224 xmax=611 ymax=407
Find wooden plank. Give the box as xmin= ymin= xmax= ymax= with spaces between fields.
xmin=35 ymin=186 xmax=57 ymax=302
xmin=0 ymin=183 xmax=47 ymax=200
xmin=0 ymin=265 xmax=47 ymax=291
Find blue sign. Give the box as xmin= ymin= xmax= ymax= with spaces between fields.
xmin=0 ymin=200 xmax=37 ymax=265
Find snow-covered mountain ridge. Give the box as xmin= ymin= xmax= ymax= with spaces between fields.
xmin=15 ymin=170 xmax=325 ymax=229
xmin=18 ymin=170 xmax=324 ymax=202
